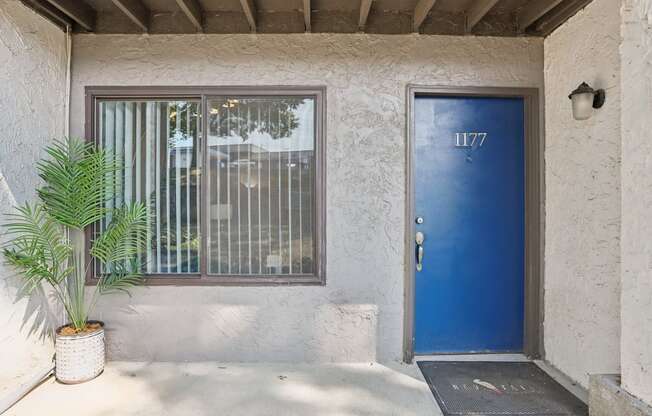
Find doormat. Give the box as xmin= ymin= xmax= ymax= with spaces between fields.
xmin=417 ymin=361 xmax=587 ymax=416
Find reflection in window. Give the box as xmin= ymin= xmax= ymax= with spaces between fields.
xmin=206 ymin=97 xmax=315 ymax=275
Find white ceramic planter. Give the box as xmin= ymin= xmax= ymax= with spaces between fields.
xmin=55 ymin=321 xmax=105 ymax=384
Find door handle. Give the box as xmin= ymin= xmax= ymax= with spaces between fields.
xmin=415 ymin=231 xmax=425 ymax=271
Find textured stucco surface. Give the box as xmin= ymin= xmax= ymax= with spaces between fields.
xmin=543 ymin=0 xmax=622 ymax=389
xmin=620 ymin=0 xmax=652 ymax=405
xmin=70 ymin=33 xmax=544 ymax=362
xmin=0 ymin=0 xmax=66 ymax=394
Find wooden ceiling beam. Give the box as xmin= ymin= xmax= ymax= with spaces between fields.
xmin=465 ymin=0 xmax=500 ymax=31
xmin=535 ymin=0 xmax=593 ymax=35
xmin=303 ymin=0 xmax=311 ymax=32
xmin=28 ymin=0 xmax=589 ymax=36
xmin=516 ymin=0 xmax=564 ymax=32
xmin=20 ymin=0 xmax=73 ymax=29
xmin=44 ymin=0 xmax=95 ymax=31
xmin=358 ymin=0 xmax=373 ymax=32
xmin=111 ymin=0 xmax=148 ymax=32
xmin=239 ymin=0 xmax=257 ymax=33
xmin=175 ymin=0 xmax=203 ymax=32
xmin=413 ymin=0 xmax=438 ymax=32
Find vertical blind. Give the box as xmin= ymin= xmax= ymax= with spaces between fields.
xmin=97 ymin=100 xmax=201 ymax=274
xmin=96 ymin=95 xmax=316 ymax=277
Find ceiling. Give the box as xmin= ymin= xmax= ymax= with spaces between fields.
xmin=21 ymin=0 xmax=594 ymax=37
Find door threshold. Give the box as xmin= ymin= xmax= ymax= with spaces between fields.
xmin=414 ymin=353 xmax=530 ymax=362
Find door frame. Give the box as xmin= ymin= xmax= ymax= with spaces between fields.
xmin=403 ymin=85 xmax=543 ymax=362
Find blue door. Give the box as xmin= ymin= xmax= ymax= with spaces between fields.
xmin=413 ymin=95 xmax=525 ymax=354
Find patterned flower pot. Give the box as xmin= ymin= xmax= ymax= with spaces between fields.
xmin=55 ymin=321 xmax=105 ymax=384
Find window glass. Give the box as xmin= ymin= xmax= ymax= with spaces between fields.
xmin=97 ymin=100 xmax=201 ymax=274
xmin=206 ymin=97 xmax=315 ymax=275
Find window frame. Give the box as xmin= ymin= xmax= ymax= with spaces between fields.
xmin=84 ymin=86 xmax=326 ymax=286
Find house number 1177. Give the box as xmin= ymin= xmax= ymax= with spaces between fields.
xmin=455 ymin=132 xmax=487 ymax=148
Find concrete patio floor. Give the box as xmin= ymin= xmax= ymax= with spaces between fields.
xmin=5 ymin=362 xmax=441 ymax=416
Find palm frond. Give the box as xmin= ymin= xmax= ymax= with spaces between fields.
xmin=2 ymin=203 xmax=72 ymax=291
xmin=37 ymin=138 xmax=120 ymax=230
xmin=90 ymin=203 xmax=148 ymax=265
xmin=97 ymin=259 xmax=144 ymax=295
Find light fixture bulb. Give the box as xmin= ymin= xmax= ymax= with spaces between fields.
xmin=569 ymin=82 xmax=606 ymax=121
xmin=571 ymin=92 xmax=595 ymax=120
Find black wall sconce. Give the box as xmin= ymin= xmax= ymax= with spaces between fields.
xmin=568 ymin=82 xmax=606 ymax=120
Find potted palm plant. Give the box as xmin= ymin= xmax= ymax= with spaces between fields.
xmin=2 ymin=138 xmax=148 ymax=384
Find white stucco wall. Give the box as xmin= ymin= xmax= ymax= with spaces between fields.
xmin=0 ymin=0 xmax=66 ymax=392
xmin=620 ymin=0 xmax=652 ymax=405
xmin=70 ymin=33 xmax=544 ymax=362
xmin=543 ymin=0 xmax=622 ymax=388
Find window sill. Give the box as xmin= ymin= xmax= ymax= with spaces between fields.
xmin=86 ymin=274 xmax=325 ymax=287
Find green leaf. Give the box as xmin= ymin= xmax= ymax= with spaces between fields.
xmin=97 ymin=259 xmax=144 ymax=295
xmin=90 ymin=202 xmax=148 ymax=265
xmin=36 ymin=138 xmax=120 ymax=230
xmin=2 ymin=203 xmax=72 ymax=289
